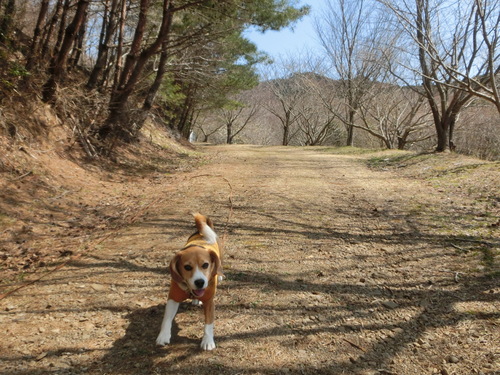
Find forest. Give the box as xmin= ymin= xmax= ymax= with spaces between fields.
xmin=0 ymin=0 xmax=499 ymax=159
xmin=195 ymin=1 xmax=500 ymax=160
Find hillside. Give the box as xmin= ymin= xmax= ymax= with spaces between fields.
xmin=0 ymin=96 xmax=201 ymax=287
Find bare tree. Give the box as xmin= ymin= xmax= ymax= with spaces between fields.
xmin=473 ymin=0 xmax=500 ymax=114
xmin=194 ymin=117 xmax=225 ymax=142
xmin=266 ymin=77 xmax=303 ymax=146
xmin=291 ymin=73 xmax=342 ymax=146
xmin=457 ymin=102 xmax=500 ymax=159
xmin=413 ymin=0 xmax=499 ymax=114
xmin=218 ymin=101 xmax=259 ymax=144
xmin=357 ymin=85 xmax=433 ymax=149
xmin=194 ymin=87 xmax=262 ymax=144
xmin=261 ymin=59 xmax=310 ymax=146
xmin=296 ymin=107 xmax=339 ymax=146
xmin=379 ymin=0 xmax=499 ymax=151
xmin=315 ymin=0 xmax=388 ymax=146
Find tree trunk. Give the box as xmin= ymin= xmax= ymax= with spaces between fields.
xmin=97 ymin=89 xmax=129 ymax=139
xmin=100 ymin=0 xmax=175 ymax=140
xmin=448 ymin=114 xmax=457 ymax=151
xmin=177 ymin=94 xmax=194 ymax=138
xmin=282 ymin=123 xmax=289 ymax=146
xmin=26 ymin=0 xmax=49 ymax=71
xmin=116 ymin=0 xmax=149 ymax=90
xmin=398 ymin=128 xmax=412 ymax=150
xmin=346 ymin=125 xmax=354 ymax=146
xmin=112 ymin=0 xmax=127 ymax=90
xmin=87 ymin=0 xmax=119 ymax=89
xmin=0 ymin=0 xmax=15 ymax=44
xmin=281 ymin=109 xmax=292 ymax=146
xmin=383 ymin=137 xmax=392 ymax=149
xmin=227 ymin=122 xmax=233 ymax=144
xmin=397 ymin=136 xmax=406 ymax=150
xmin=143 ymin=18 xmax=172 ymax=111
xmin=53 ymin=0 xmax=70 ymax=57
xmin=434 ymin=120 xmax=450 ymax=152
xmin=69 ymin=10 xmax=87 ymax=68
xmin=42 ymin=0 xmax=89 ymax=103
xmin=346 ymin=109 xmax=355 ymax=146
xmin=40 ymin=0 xmax=64 ymax=61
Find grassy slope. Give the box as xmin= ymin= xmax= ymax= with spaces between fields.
xmin=0 ymin=113 xmax=202 ymax=288
xmin=366 ymin=150 xmax=499 ymax=277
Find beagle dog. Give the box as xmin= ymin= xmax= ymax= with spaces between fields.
xmin=156 ymin=213 xmax=223 ymax=350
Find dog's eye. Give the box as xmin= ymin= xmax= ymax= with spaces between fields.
xmin=184 ymin=265 xmax=193 ymax=271
xmin=202 ymin=262 xmax=209 ymax=269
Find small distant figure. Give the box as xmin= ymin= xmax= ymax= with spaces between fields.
xmin=189 ymin=131 xmax=197 ymax=143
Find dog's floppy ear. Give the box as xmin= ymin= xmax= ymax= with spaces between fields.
xmin=169 ymin=253 xmax=184 ymax=284
xmin=209 ymin=250 xmax=223 ymax=278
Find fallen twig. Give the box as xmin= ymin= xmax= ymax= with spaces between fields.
xmin=342 ymin=338 xmax=367 ymax=352
xmin=450 ymin=243 xmax=468 ymax=252
xmin=9 ymin=171 xmax=32 ymax=181
xmin=47 ymin=190 xmax=72 ymax=200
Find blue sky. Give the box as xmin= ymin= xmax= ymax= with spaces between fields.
xmin=243 ymin=1 xmax=322 ymax=61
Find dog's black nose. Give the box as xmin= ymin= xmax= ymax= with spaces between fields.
xmin=194 ymin=279 xmax=205 ymax=289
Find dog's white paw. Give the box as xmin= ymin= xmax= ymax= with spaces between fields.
xmin=192 ymin=299 xmax=202 ymax=306
xmin=217 ymin=275 xmax=224 ymax=283
xmin=201 ymin=323 xmax=215 ymax=350
xmin=156 ymin=332 xmax=171 ymax=346
xmin=200 ymin=335 xmax=216 ymax=351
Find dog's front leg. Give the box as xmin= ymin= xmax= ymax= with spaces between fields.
xmin=156 ymin=299 xmax=179 ymax=346
xmin=200 ymin=298 xmax=216 ymax=350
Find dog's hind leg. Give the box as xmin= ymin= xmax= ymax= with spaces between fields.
xmin=156 ymin=299 xmax=179 ymax=346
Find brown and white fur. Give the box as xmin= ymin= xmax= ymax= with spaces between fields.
xmin=156 ymin=213 xmax=223 ymax=350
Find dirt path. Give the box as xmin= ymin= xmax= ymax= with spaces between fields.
xmin=1 ymin=145 xmax=498 ymax=375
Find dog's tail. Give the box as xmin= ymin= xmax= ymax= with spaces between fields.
xmin=193 ymin=213 xmax=217 ymax=244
